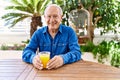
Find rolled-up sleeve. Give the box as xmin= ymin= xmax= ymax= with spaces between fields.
xmin=22 ymin=31 xmax=39 ymax=63
xmin=61 ymin=28 xmax=82 ymax=64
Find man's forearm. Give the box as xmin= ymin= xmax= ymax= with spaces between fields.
xmin=61 ymin=51 xmax=81 ymax=64
xmin=22 ymin=50 xmax=36 ymax=64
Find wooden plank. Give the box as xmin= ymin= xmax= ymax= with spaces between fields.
xmin=17 ymin=64 xmax=33 ymax=80
xmin=37 ymin=67 xmax=120 ymax=74
xmin=0 ymin=77 xmax=17 ymax=80
xmin=36 ymin=73 xmax=120 ymax=78
xmin=0 ymin=59 xmax=27 ymax=80
xmin=0 ymin=61 xmax=26 ymax=65
xmin=0 ymin=59 xmax=120 ymax=80
xmin=0 ymin=66 xmax=26 ymax=70
xmin=0 ymin=69 xmax=23 ymax=73
xmin=0 ymin=72 xmax=20 ymax=77
xmin=34 ymin=77 xmax=120 ymax=80
xmin=25 ymin=67 xmax=38 ymax=80
xmin=35 ymin=60 xmax=120 ymax=79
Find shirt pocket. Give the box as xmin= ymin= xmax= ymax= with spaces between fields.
xmin=57 ymin=42 xmax=68 ymax=53
xmin=57 ymin=43 xmax=67 ymax=46
xmin=39 ymin=43 xmax=51 ymax=51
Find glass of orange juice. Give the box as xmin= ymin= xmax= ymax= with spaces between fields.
xmin=39 ymin=51 xmax=50 ymax=69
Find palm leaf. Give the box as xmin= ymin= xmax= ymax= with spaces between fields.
xmin=21 ymin=0 xmax=28 ymax=6
xmin=7 ymin=0 xmax=35 ymax=14
xmin=1 ymin=13 xmax=31 ymax=19
xmin=12 ymin=16 xmax=29 ymax=27
xmin=11 ymin=0 xmax=23 ymax=6
xmin=5 ymin=16 xmax=29 ymax=27
xmin=36 ymin=0 xmax=44 ymax=14
xmin=2 ymin=0 xmax=50 ymax=35
xmin=2 ymin=13 xmax=31 ymax=27
xmin=36 ymin=0 xmax=50 ymax=14
xmin=30 ymin=0 xmax=35 ymax=7
xmin=4 ymin=17 xmax=16 ymax=21
xmin=40 ymin=0 xmax=50 ymax=14
xmin=27 ymin=4 xmax=35 ymax=14
xmin=5 ymin=6 xmax=16 ymax=10
xmin=5 ymin=5 xmax=34 ymax=14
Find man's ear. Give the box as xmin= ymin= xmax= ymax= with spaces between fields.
xmin=62 ymin=15 xmax=63 ymax=18
xmin=61 ymin=15 xmax=63 ymax=20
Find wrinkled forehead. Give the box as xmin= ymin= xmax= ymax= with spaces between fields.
xmin=44 ymin=4 xmax=63 ymax=16
xmin=45 ymin=7 xmax=60 ymax=15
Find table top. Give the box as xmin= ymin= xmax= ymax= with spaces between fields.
xmin=0 ymin=59 xmax=120 ymax=80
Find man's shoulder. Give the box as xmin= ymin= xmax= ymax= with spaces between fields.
xmin=61 ymin=24 xmax=73 ymax=30
xmin=36 ymin=26 xmax=46 ymax=32
xmin=33 ymin=26 xmax=47 ymax=35
xmin=61 ymin=24 xmax=74 ymax=32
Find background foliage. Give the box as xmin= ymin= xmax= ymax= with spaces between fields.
xmin=81 ymin=40 xmax=120 ymax=68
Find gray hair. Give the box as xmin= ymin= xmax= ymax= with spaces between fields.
xmin=44 ymin=4 xmax=63 ymax=15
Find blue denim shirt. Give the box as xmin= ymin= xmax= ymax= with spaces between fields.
xmin=22 ymin=24 xmax=82 ymax=64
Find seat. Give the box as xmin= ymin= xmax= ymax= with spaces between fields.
xmin=69 ymin=8 xmax=90 ymax=44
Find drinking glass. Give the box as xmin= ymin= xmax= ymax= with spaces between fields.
xmin=39 ymin=51 xmax=50 ymax=68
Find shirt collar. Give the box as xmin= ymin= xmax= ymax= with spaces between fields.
xmin=42 ymin=26 xmax=47 ymax=33
xmin=42 ymin=24 xmax=62 ymax=33
xmin=59 ymin=24 xmax=62 ymax=33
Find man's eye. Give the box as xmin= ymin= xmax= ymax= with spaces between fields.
xmin=53 ymin=15 xmax=58 ymax=18
xmin=48 ymin=16 xmax=51 ymax=18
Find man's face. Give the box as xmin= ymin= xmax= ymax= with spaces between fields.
xmin=44 ymin=6 xmax=62 ymax=31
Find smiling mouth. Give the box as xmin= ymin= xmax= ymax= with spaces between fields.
xmin=50 ymin=23 xmax=57 ymax=26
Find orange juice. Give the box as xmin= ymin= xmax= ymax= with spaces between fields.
xmin=39 ymin=52 xmax=50 ymax=68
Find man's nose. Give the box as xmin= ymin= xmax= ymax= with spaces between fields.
xmin=49 ymin=16 xmax=54 ymax=22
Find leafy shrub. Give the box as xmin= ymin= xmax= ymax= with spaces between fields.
xmin=80 ymin=41 xmax=96 ymax=52
xmin=0 ymin=44 xmax=9 ymax=50
xmin=92 ymin=40 xmax=110 ymax=63
xmin=81 ymin=40 xmax=120 ymax=68
xmin=0 ymin=44 xmax=26 ymax=50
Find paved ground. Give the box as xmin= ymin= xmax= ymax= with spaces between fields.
xmin=0 ymin=50 xmax=92 ymax=60
xmin=0 ymin=50 xmax=110 ymax=66
xmin=0 ymin=32 xmax=29 ymax=45
xmin=0 ymin=50 xmax=22 ymax=59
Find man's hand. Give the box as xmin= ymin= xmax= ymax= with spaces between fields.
xmin=46 ymin=56 xmax=64 ymax=69
xmin=32 ymin=55 xmax=43 ymax=70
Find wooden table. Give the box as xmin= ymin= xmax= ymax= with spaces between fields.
xmin=0 ymin=59 xmax=120 ymax=80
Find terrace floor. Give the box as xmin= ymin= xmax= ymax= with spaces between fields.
xmin=0 ymin=50 xmax=22 ymax=59
xmin=0 ymin=50 xmax=110 ymax=66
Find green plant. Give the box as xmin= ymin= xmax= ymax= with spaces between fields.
xmin=109 ymin=41 xmax=120 ymax=67
xmin=0 ymin=44 xmax=9 ymax=50
xmin=13 ymin=44 xmax=25 ymax=50
xmin=0 ymin=44 xmax=26 ymax=50
xmin=22 ymin=39 xmax=30 ymax=44
xmin=81 ymin=40 xmax=120 ymax=68
xmin=92 ymin=40 xmax=110 ymax=63
xmin=53 ymin=0 xmax=120 ymax=42
xmin=110 ymin=49 xmax=120 ymax=67
xmin=80 ymin=41 xmax=96 ymax=52
xmin=80 ymin=0 xmax=120 ymax=42
xmin=1 ymin=0 xmax=50 ymax=37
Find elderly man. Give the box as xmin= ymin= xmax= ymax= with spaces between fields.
xmin=22 ymin=4 xmax=82 ymax=70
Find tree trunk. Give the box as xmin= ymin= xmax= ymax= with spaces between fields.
xmin=30 ymin=16 xmax=42 ymax=38
xmin=88 ymin=9 xmax=94 ymax=42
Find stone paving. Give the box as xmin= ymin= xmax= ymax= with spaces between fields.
xmin=0 ymin=50 xmax=22 ymax=59
xmin=0 ymin=50 xmax=110 ymax=66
